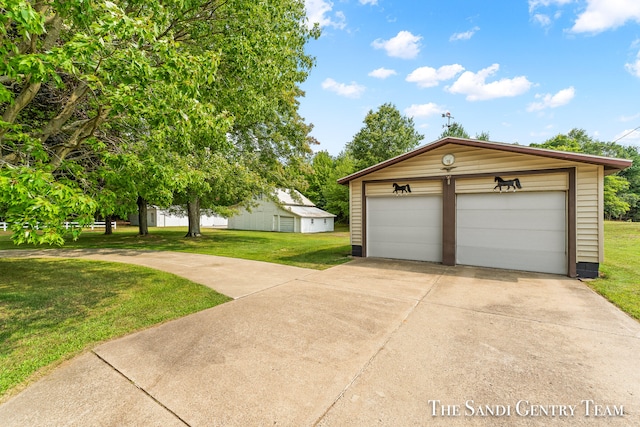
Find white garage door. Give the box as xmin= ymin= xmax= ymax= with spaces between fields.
xmin=280 ymin=216 xmax=295 ymax=232
xmin=456 ymin=192 xmax=566 ymax=274
xmin=367 ymin=196 xmax=442 ymax=262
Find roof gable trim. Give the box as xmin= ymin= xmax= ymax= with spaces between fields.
xmin=337 ymin=137 xmax=633 ymax=184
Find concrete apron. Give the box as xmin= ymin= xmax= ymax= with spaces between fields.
xmin=1 ymin=258 xmax=639 ymax=426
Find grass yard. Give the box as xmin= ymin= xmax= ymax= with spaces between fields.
xmin=589 ymin=221 xmax=640 ymax=320
xmin=0 ymin=258 xmax=231 ymax=401
xmin=0 ymin=225 xmax=352 ymax=270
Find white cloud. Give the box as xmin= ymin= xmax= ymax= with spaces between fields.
xmin=321 ymin=78 xmax=365 ymax=98
xmin=304 ymin=0 xmax=346 ymax=30
xmin=527 ymin=86 xmax=576 ymax=112
xmin=528 ymin=0 xmax=573 ymax=13
xmin=450 ymin=27 xmax=480 ymax=42
xmin=404 ymin=103 xmax=442 ymax=118
xmin=446 ymin=64 xmax=533 ymax=101
xmin=406 ymin=64 xmax=465 ymax=88
xmin=571 ymin=0 xmax=640 ymax=33
xmin=532 ymin=13 xmax=552 ymax=27
xmin=359 ymin=0 xmax=378 ymax=4
xmin=368 ymin=68 xmax=397 ymax=79
xmin=372 ymin=31 xmax=422 ymax=59
xmin=625 ymin=50 xmax=640 ymax=77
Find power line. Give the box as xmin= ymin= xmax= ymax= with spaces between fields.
xmin=613 ymin=126 xmax=640 ymax=143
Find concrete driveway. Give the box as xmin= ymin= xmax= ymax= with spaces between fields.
xmin=0 ymin=255 xmax=639 ymax=426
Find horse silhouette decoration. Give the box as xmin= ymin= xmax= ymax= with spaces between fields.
xmin=494 ymin=176 xmax=522 ymax=192
xmin=393 ymin=183 xmax=412 ymax=194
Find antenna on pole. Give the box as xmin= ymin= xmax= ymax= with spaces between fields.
xmin=442 ymin=111 xmax=454 ymax=129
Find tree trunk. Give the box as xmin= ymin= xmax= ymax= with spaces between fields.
xmin=185 ymin=197 xmax=201 ymax=237
xmin=104 ymin=215 xmax=113 ymax=235
xmin=137 ymin=196 xmax=149 ymax=236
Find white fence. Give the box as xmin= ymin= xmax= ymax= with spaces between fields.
xmin=0 ymin=221 xmax=116 ymax=232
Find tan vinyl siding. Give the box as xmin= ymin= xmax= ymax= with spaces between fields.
xmin=598 ymin=166 xmax=605 ymax=263
xmin=456 ymin=173 xmax=568 ymax=193
xmin=576 ymin=166 xmax=601 ymax=263
xmin=350 ymin=180 xmax=362 ymax=246
xmin=366 ymin=180 xmax=442 ymax=196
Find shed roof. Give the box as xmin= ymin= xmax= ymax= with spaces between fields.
xmin=272 ymin=189 xmax=336 ymax=218
xmin=275 ymin=189 xmax=315 ymax=207
xmin=286 ymin=205 xmax=336 ymax=218
xmin=338 ymin=137 xmax=633 ymax=184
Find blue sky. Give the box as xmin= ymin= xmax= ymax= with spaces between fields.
xmin=299 ymin=0 xmax=640 ymax=156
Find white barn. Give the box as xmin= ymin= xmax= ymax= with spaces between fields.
xmin=129 ymin=207 xmax=228 ymax=228
xmin=228 ymin=189 xmax=335 ymax=233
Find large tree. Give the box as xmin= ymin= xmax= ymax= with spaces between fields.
xmin=167 ymin=0 xmax=318 ymax=237
xmin=0 ymin=0 xmax=318 ymax=243
xmin=346 ymin=103 xmax=423 ymax=171
xmin=0 ymin=0 xmax=229 ymax=244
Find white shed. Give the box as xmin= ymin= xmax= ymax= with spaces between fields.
xmin=228 ymin=189 xmax=335 ymax=233
xmin=129 ymin=206 xmax=228 ymax=228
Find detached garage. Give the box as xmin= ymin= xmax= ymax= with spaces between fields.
xmin=338 ymin=137 xmax=632 ymax=278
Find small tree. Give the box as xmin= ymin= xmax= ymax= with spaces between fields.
xmin=475 ymin=131 xmax=491 ymax=141
xmin=440 ymin=122 xmax=470 ymax=139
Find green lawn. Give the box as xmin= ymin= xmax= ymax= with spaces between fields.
xmin=0 ymin=259 xmax=231 ymax=401
xmin=589 ymin=221 xmax=640 ymax=320
xmin=0 ymin=225 xmax=352 ymax=270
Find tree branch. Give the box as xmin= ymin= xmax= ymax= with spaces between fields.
xmin=40 ymin=81 xmax=90 ymax=144
xmin=0 ymin=79 xmax=42 ymax=142
xmin=49 ymin=106 xmax=111 ymax=169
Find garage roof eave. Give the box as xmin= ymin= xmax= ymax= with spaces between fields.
xmin=337 ymin=137 xmax=634 ymax=184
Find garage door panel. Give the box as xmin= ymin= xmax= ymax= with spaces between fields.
xmin=458 ymin=230 xmax=565 ymax=253
xmin=457 ymin=246 xmax=567 ymax=274
xmin=368 ymin=225 xmax=439 ymax=243
xmin=457 ymin=210 xmax=565 ymax=231
xmin=457 ymin=192 xmax=566 ymax=275
xmin=458 ymin=193 xmax=561 ymax=210
xmin=368 ymin=209 xmax=434 ymax=226
xmin=457 ymin=228 xmax=566 ymax=251
xmin=369 ymin=242 xmax=442 ymax=262
xmin=280 ymin=217 xmax=294 ymax=232
xmin=367 ymin=196 xmax=442 ymax=262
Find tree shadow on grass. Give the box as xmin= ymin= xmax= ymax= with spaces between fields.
xmin=277 ymin=245 xmax=352 ymax=269
xmin=0 ymin=259 xmax=158 ymax=358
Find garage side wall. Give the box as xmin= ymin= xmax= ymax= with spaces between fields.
xmin=350 ymin=180 xmax=363 ymax=255
xmin=348 ymin=144 xmax=604 ymax=276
